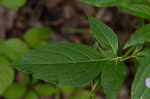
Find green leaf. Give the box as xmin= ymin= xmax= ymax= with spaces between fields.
xmin=120 ymin=4 xmax=150 ymax=19
xmin=131 ymin=48 xmax=150 ymax=99
xmin=61 ymin=86 xmax=76 ymax=93
xmin=124 ymin=24 xmax=150 ymax=49
xmin=81 ymin=0 xmax=129 ymax=7
xmin=0 ymin=57 xmax=14 ymax=95
xmin=13 ymin=42 xmax=104 ymax=86
xmin=0 ymin=38 xmax=29 ymax=60
xmin=69 ymin=91 xmax=90 ymax=99
xmin=88 ymin=16 xmax=118 ymax=56
xmin=34 ymin=84 xmax=56 ymax=96
xmin=2 ymin=83 xmax=27 ymax=99
xmin=24 ymin=91 xmax=38 ymax=99
xmin=129 ymin=0 xmax=150 ymax=3
xmin=101 ymin=61 xmax=127 ymax=99
xmin=24 ymin=27 xmax=51 ymax=48
xmin=0 ymin=0 xmax=27 ymax=9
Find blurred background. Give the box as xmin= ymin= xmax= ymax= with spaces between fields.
xmin=0 ymin=0 xmax=141 ymax=99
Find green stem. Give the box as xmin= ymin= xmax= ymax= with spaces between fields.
xmin=120 ymin=51 xmax=145 ymax=61
xmin=56 ymin=86 xmax=60 ymax=99
xmin=120 ymin=55 xmax=137 ymax=61
xmin=89 ymin=79 xmax=100 ymax=99
xmin=122 ymin=47 xmax=135 ymax=58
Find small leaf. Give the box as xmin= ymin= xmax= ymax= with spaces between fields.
xmin=101 ymin=61 xmax=127 ymax=99
xmin=61 ymin=86 xmax=76 ymax=93
xmin=24 ymin=91 xmax=38 ymax=99
xmin=0 ymin=38 xmax=29 ymax=60
xmin=124 ymin=24 xmax=150 ymax=49
xmin=120 ymin=4 xmax=150 ymax=19
xmin=88 ymin=16 xmax=119 ymax=56
xmin=69 ymin=91 xmax=90 ymax=99
xmin=2 ymin=83 xmax=27 ymax=99
xmin=0 ymin=57 xmax=14 ymax=95
xmin=0 ymin=0 xmax=27 ymax=9
xmin=13 ymin=43 xmax=104 ymax=86
xmin=34 ymin=84 xmax=56 ymax=96
xmin=131 ymin=48 xmax=150 ymax=99
xmin=24 ymin=27 xmax=51 ymax=48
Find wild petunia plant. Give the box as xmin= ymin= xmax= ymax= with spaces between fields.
xmin=12 ymin=16 xmax=149 ymax=99
xmin=1 ymin=0 xmax=150 ymax=99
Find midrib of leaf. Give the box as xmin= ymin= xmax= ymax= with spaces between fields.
xmin=17 ymin=51 xmax=106 ymax=65
xmin=15 ymin=43 xmax=106 ymax=65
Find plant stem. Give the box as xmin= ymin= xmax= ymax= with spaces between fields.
xmin=122 ymin=47 xmax=135 ymax=58
xmin=56 ymin=86 xmax=60 ymax=99
xmin=89 ymin=79 xmax=100 ymax=99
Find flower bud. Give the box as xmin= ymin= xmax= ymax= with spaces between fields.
xmin=145 ymin=77 xmax=150 ymax=88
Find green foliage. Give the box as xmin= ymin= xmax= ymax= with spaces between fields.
xmin=2 ymin=83 xmax=27 ymax=99
xmin=69 ymin=91 xmax=90 ymax=99
xmin=82 ymin=0 xmax=150 ymax=19
xmin=124 ymin=24 xmax=150 ymax=49
xmin=13 ymin=43 xmax=104 ymax=86
xmin=0 ymin=0 xmax=27 ymax=9
xmin=0 ymin=57 xmax=14 ymax=95
xmin=88 ymin=16 xmax=119 ymax=56
xmin=81 ymin=0 xmax=123 ymax=7
xmin=23 ymin=74 xmax=31 ymax=85
xmin=61 ymin=86 xmax=76 ymax=93
xmin=24 ymin=27 xmax=51 ymax=48
xmin=0 ymin=38 xmax=29 ymax=60
xmin=120 ymin=4 xmax=150 ymax=19
xmin=131 ymin=48 xmax=150 ymax=99
xmin=34 ymin=84 xmax=56 ymax=96
xmin=4 ymin=0 xmax=150 ymax=98
xmin=24 ymin=91 xmax=38 ymax=99
xmin=101 ymin=61 xmax=127 ymax=99
xmin=81 ymin=0 xmax=148 ymax=7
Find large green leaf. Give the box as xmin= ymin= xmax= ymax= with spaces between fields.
xmin=13 ymin=43 xmax=105 ymax=86
xmin=0 ymin=0 xmax=27 ymax=9
xmin=101 ymin=61 xmax=127 ymax=99
xmin=0 ymin=38 xmax=29 ymax=60
xmin=120 ymin=4 xmax=150 ymax=19
xmin=2 ymin=83 xmax=27 ymax=99
xmin=124 ymin=24 xmax=150 ymax=49
xmin=24 ymin=27 xmax=51 ymax=48
xmin=131 ymin=49 xmax=150 ymax=99
xmin=0 ymin=57 xmax=14 ymax=95
xmin=88 ymin=16 xmax=119 ymax=56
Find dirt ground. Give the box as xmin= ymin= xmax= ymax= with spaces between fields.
xmin=0 ymin=0 xmax=141 ymax=99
